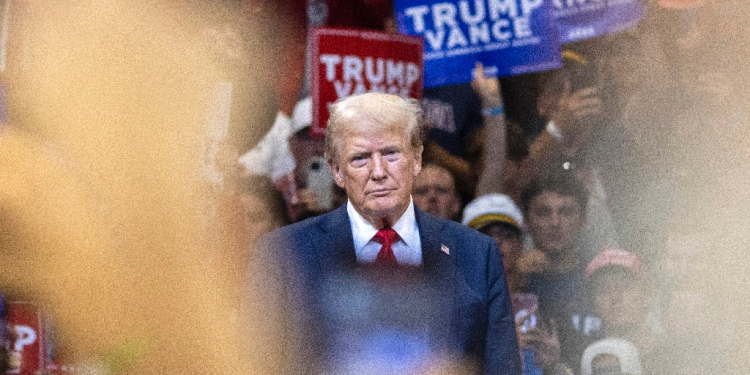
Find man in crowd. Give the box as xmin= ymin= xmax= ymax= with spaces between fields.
xmin=463 ymin=193 xmax=576 ymax=375
xmin=244 ymin=92 xmax=520 ymax=374
xmin=412 ymin=163 xmax=462 ymax=221
xmin=461 ymin=193 xmax=525 ymax=294
xmin=520 ymin=171 xmax=598 ymax=369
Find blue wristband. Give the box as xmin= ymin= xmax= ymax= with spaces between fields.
xmin=481 ymin=105 xmax=505 ymax=117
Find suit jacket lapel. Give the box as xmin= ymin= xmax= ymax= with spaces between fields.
xmin=416 ymin=208 xmax=449 ymax=271
xmin=415 ymin=208 xmax=458 ymax=350
xmin=311 ymin=207 xmax=462 ymax=357
xmin=315 ymin=204 xmax=357 ymax=273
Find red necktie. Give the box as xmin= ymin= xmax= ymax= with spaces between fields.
xmin=373 ymin=228 xmax=398 ymax=266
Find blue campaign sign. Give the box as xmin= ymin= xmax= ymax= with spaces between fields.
xmin=553 ymin=0 xmax=647 ymax=43
xmin=394 ymin=0 xmax=562 ymax=88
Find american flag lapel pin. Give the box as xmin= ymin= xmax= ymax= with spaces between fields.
xmin=440 ymin=244 xmax=450 ymax=255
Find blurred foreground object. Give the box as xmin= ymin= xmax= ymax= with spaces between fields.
xmin=0 ymin=0 xmax=278 ymax=373
xmin=6 ymin=301 xmax=76 ymax=374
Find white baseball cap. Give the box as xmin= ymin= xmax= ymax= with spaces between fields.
xmin=462 ymin=193 xmax=523 ymax=232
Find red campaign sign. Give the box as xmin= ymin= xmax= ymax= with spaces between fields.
xmin=309 ymin=27 xmax=424 ymax=137
xmin=7 ymin=302 xmax=46 ymax=375
xmin=6 ymin=302 xmax=73 ymax=375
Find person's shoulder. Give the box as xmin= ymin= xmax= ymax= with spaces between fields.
xmin=417 ymin=209 xmax=494 ymax=245
xmin=273 ymin=209 xmax=337 ymax=234
xmin=445 ymin=218 xmax=491 ymax=240
xmin=259 ymin=208 xmax=343 ymax=248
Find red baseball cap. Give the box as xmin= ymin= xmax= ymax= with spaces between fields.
xmin=585 ymin=248 xmax=644 ymax=279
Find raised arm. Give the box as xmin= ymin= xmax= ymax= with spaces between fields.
xmin=473 ymin=62 xmax=508 ymax=197
xmin=502 ymin=76 xmax=602 ymax=201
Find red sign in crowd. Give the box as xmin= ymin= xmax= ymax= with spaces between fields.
xmin=309 ymin=27 xmax=424 ymax=136
xmin=6 ymin=302 xmax=72 ymax=375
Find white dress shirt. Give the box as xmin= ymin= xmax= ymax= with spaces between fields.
xmin=347 ymin=197 xmax=422 ymax=266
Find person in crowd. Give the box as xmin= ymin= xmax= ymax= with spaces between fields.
xmin=238 ymin=96 xmax=339 ymax=221
xmin=471 ymin=53 xmax=618 ymax=264
xmin=412 ymin=163 xmax=462 ymax=221
xmin=288 ymin=126 xmax=335 ymax=221
xmin=493 ymin=40 xmax=676 ymax=263
xmin=214 ymin=175 xmax=291 ymax=291
xmin=521 ymin=172 xmax=589 ymax=281
xmin=284 ymin=98 xmax=344 ymax=220
xmin=238 ymin=176 xmax=290 ymax=252
xmin=462 ymin=193 xmax=573 ymax=375
xmin=236 ymin=97 xmax=301 ymax=213
xmin=585 ymin=249 xmax=656 ymax=373
xmin=462 ymin=193 xmax=525 ymax=294
xmin=420 ymin=82 xmax=486 ymax=203
xmin=520 ymin=171 xmax=597 ymax=369
xmin=212 ymin=174 xmax=292 ymax=327
xmin=243 ymin=92 xmax=520 ymax=374
xmin=535 ymin=49 xmax=625 ymax=259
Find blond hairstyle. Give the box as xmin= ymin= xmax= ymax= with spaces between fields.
xmin=324 ymin=92 xmax=423 ymax=164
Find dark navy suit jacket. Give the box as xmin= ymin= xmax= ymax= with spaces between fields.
xmin=244 ymin=204 xmax=521 ymax=375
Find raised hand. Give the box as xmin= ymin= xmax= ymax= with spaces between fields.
xmin=471 ymin=62 xmax=503 ymax=108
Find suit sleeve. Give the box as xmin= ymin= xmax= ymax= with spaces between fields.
xmin=484 ymin=238 xmax=522 ymax=374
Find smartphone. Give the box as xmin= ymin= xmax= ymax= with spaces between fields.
xmin=513 ymin=294 xmax=542 ymax=375
xmin=512 ymin=293 xmax=538 ymax=333
xmin=306 ymin=156 xmax=334 ymax=211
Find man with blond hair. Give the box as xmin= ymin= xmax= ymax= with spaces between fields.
xmin=245 ymin=92 xmax=520 ymax=374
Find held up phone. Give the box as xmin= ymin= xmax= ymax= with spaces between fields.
xmin=306 ymin=156 xmax=334 ymax=211
xmin=513 ymin=293 xmax=542 ymax=375
xmin=512 ymin=293 xmax=538 ymax=334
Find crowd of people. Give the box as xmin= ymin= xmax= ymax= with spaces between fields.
xmin=229 ymin=1 xmax=749 ymax=374
xmin=0 ymin=0 xmax=746 ymax=374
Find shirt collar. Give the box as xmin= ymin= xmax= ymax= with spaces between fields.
xmin=347 ymin=197 xmax=419 ymax=251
